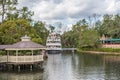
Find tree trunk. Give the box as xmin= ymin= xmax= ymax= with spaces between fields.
xmin=1 ymin=0 xmax=5 ymax=22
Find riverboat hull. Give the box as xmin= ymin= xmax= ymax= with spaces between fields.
xmin=46 ymin=50 xmax=62 ymax=54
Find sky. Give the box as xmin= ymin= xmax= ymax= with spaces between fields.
xmin=18 ymin=0 xmax=120 ymax=31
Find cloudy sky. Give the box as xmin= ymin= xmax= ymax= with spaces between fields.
xmin=18 ymin=0 xmax=120 ymax=31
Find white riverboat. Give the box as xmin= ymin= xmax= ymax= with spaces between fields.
xmin=46 ymin=31 xmax=62 ymax=54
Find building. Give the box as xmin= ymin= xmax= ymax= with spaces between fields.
xmin=100 ymin=35 xmax=120 ymax=48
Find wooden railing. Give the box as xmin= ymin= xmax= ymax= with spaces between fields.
xmin=0 ymin=55 xmax=43 ymax=63
xmin=0 ymin=56 xmax=7 ymax=62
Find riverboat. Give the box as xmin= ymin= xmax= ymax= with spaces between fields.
xmin=46 ymin=31 xmax=62 ymax=54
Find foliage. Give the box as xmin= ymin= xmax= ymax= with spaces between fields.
xmin=0 ymin=19 xmax=47 ymax=44
xmin=61 ymin=31 xmax=75 ymax=48
xmin=1 ymin=0 xmax=120 ymax=50
xmin=0 ymin=50 xmax=6 ymax=55
xmin=0 ymin=0 xmax=18 ymax=22
xmin=62 ymin=14 xmax=120 ymax=50
xmin=33 ymin=21 xmax=49 ymax=45
xmin=96 ymin=14 xmax=120 ymax=38
xmin=62 ymin=19 xmax=100 ymax=49
xmin=0 ymin=1 xmax=48 ymax=45
xmin=78 ymin=28 xmax=99 ymax=48
xmin=18 ymin=6 xmax=34 ymax=22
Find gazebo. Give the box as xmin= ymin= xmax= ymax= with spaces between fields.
xmin=0 ymin=35 xmax=46 ymax=71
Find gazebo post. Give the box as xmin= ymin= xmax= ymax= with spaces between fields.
xmin=31 ymin=50 xmax=33 ymax=62
xmin=18 ymin=65 xmax=20 ymax=72
xmin=7 ymin=50 xmax=9 ymax=62
xmin=16 ymin=50 xmax=18 ymax=62
xmin=31 ymin=50 xmax=33 ymax=71
xmin=30 ymin=65 xmax=32 ymax=71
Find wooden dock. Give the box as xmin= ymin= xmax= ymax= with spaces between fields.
xmin=62 ymin=48 xmax=77 ymax=53
xmin=62 ymin=48 xmax=77 ymax=50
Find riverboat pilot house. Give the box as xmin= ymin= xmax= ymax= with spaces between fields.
xmin=0 ymin=35 xmax=45 ymax=71
xmin=100 ymin=34 xmax=120 ymax=48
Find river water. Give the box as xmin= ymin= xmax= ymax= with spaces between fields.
xmin=0 ymin=52 xmax=120 ymax=80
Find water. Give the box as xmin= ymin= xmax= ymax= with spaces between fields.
xmin=0 ymin=52 xmax=120 ymax=80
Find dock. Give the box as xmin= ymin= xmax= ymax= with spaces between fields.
xmin=62 ymin=48 xmax=77 ymax=50
xmin=62 ymin=48 xmax=77 ymax=53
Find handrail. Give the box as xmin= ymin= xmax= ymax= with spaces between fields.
xmin=0 ymin=55 xmax=43 ymax=63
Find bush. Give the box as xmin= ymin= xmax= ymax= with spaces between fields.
xmin=0 ymin=50 xmax=6 ymax=55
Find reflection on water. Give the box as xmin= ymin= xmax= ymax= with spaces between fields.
xmin=43 ymin=53 xmax=120 ymax=80
xmin=104 ymin=55 xmax=120 ymax=80
xmin=1 ymin=53 xmax=120 ymax=80
xmin=0 ymin=72 xmax=43 ymax=80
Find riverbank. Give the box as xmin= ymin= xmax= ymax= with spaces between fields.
xmin=79 ymin=50 xmax=120 ymax=55
xmin=77 ymin=47 xmax=120 ymax=55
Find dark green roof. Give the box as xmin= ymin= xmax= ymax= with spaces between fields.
xmin=101 ymin=38 xmax=120 ymax=41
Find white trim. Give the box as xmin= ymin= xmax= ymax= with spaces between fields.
xmin=5 ymin=48 xmax=46 ymax=50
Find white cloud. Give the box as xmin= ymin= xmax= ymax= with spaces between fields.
xmin=18 ymin=0 xmax=120 ymax=31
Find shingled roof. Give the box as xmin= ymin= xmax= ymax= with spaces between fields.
xmin=5 ymin=35 xmax=46 ymax=50
xmin=0 ymin=45 xmax=10 ymax=50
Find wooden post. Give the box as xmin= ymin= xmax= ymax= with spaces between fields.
xmin=30 ymin=65 xmax=32 ymax=71
xmin=7 ymin=50 xmax=9 ymax=62
xmin=16 ymin=50 xmax=18 ymax=62
xmin=72 ymin=48 xmax=74 ymax=54
xmin=31 ymin=50 xmax=33 ymax=62
xmin=18 ymin=65 xmax=20 ymax=72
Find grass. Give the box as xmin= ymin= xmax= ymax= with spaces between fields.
xmin=79 ymin=47 xmax=120 ymax=53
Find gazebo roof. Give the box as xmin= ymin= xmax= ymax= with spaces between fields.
xmin=0 ymin=45 xmax=10 ymax=50
xmin=5 ymin=35 xmax=46 ymax=50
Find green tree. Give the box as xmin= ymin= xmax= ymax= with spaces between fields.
xmin=0 ymin=0 xmax=6 ymax=22
xmin=62 ymin=31 xmax=75 ymax=48
xmin=96 ymin=14 xmax=120 ymax=38
xmin=0 ymin=0 xmax=18 ymax=21
xmin=78 ymin=28 xmax=99 ymax=48
xmin=0 ymin=18 xmax=42 ymax=44
xmin=33 ymin=21 xmax=49 ymax=45
xmin=62 ymin=18 xmax=99 ymax=49
xmin=18 ymin=7 xmax=34 ymax=22
xmin=49 ymin=25 xmax=55 ymax=32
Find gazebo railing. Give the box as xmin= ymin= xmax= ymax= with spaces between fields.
xmin=0 ymin=55 xmax=43 ymax=63
xmin=0 ymin=56 xmax=7 ymax=62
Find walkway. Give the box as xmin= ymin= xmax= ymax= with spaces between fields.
xmin=62 ymin=48 xmax=77 ymax=50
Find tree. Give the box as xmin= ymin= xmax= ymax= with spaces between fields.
xmin=33 ymin=21 xmax=49 ymax=45
xmin=0 ymin=0 xmax=18 ymax=22
xmin=96 ymin=14 xmax=120 ymax=38
xmin=78 ymin=28 xmax=99 ymax=48
xmin=62 ymin=31 xmax=76 ymax=48
xmin=0 ymin=18 xmax=41 ymax=44
xmin=49 ymin=25 xmax=55 ymax=33
xmin=18 ymin=7 xmax=34 ymax=22
xmin=0 ymin=0 xmax=5 ymax=22
xmin=62 ymin=18 xmax=99 ymax=49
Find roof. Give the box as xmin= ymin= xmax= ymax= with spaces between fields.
xmin=5 ymin=41 xmax=45 ymax=50
xmin=0 ymin=45 xmax=10 ymax=50
xmin=103 ymin=39 xmax=120 ymax=41
xmin=5 ymin=35 xmax=46 ymax=50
